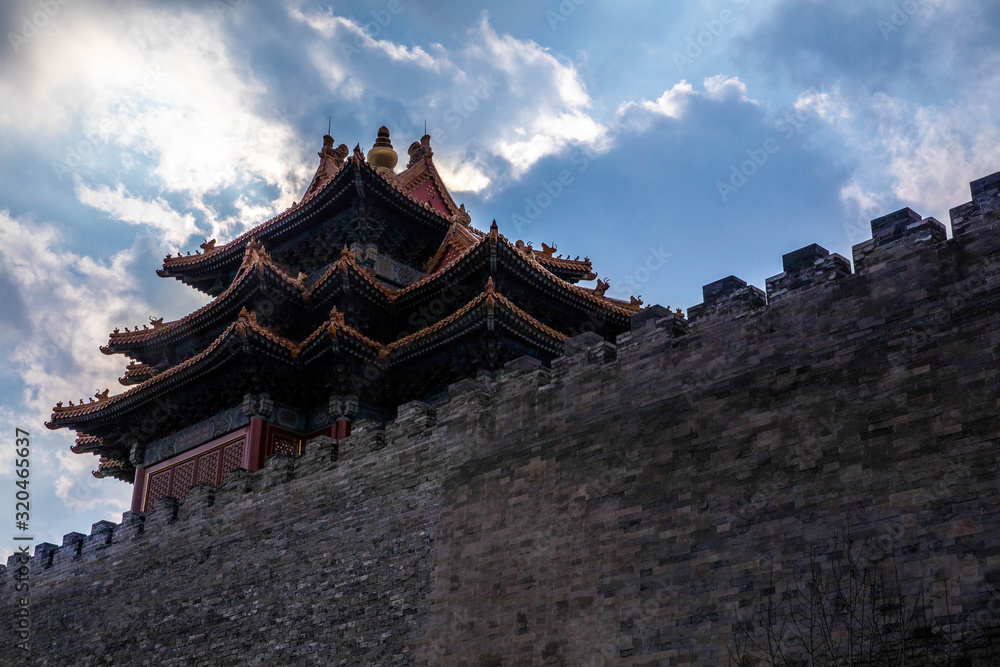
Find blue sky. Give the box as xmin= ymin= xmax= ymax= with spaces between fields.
xmin=1 ymin=0 xmax=998 ymax=557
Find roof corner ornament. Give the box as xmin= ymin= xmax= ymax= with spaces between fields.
xmin=594 ymin=279 xmax=610 ymax=297
xmin=149 ymin=316 xmax=164 ymax=329
xmin=200 ymin=238 xmax=217 ymax=252
xmin=455 ymin=203 xmax=471 ymax=225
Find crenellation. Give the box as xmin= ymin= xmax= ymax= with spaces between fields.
xmin=299 ymin=434 xmax=339 ymax=467
xmin=9 ymin=170 xmax=1000 ymax=664
xmin=81 ymin=520 xmax=116 ymax=558
xmin=951 ymin=170 xmax=1000 ymax=237
xmin=498 ymin=355 xmax=552 ymax=393
xmin=32 ymin=543 xmax=57 ymax=570
xmin=765 ymin=243 xmax=851 ymax=301
xmin=337 ymin=420 xmax=384 ymax=457
xmin=177 ymin=483 xmax=216 ymax=522
xmin=52 ymin=532 xmax=86 ymax=567
xmin=445 ymin=377 xmax=489 ymax=403
xmin=870 ymin=206 xmax=924 ymax=240
xmin=111 ymin=510 xmax=145 ymax=543
xmin=653 ymin=310 xmax=690 ymax=336
xmin=257 ymin=451 xmax=296 ymax=488
xmin=853 ymin=209 xmax=948 ymax=276
xmin=629 ymin=303 xmax=672 ymax=330
xmin=687 ymin=275 xmax=766 ymax=324
xmin=388 ymin=401 xmax=437 ymax=441
xmin=972 ymin=170 xmax=1000 ymax=201
xmin=145 ymin=496 xmax=180 ymax=528
xmin=553 ymin=332 xmax=616 ymax=376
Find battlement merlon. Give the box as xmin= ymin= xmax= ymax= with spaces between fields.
xmin=951 ymin=170 xmax=1000 ymax=237
xmin=9 ymin=169 xmax=1000 ymax=587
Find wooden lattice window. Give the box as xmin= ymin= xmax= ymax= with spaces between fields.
xmin=173 ymin=460 xmax=195 ymax=500
xmin=222 ymin=441 xmax=245 ymax=476
xmin=196 ymin=450 xmax=221 ymax=486
xmin=147 ymin=471 xmax=171 ymax=510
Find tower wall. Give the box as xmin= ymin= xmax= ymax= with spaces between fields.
xmin=4 ymin=173 xmax=1000 ymax=665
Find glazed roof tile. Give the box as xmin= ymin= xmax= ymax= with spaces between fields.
xmin=49 ymin=311 xmax=300 ymax=426
xmin=160 ymin=141 xmax=462 ymax=279
xmin=109 ymin=244 xmax=305 ymax=352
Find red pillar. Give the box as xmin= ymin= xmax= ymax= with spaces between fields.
xmin=130 ymin=466 xmax=147 ymax=513
xmin=335 ymin=419 xmax=352 ymax=441
xmin=245 ymin=416 xmax=266 ymax=471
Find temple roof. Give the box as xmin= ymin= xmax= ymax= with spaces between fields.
xmin=52 ymin=127 xmax=648 ymax=477
xmin=105 ymin=241 xmax=306 ymax=360
xmin=157 ymin=135 xmax=466 ymax=293
xmin=118 ymin=362 xmax=158 ymax=386
xmin=48 ymin=281 xmax=568 ymax=433
xmin=397 ymin=134 xmax=463 ymax=219
xmin=108 ymin=223 xmax=634 ymax=367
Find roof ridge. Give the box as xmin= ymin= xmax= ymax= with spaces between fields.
xmin=107 ymin=246 xmax=306 ymax=350
xmin=49 ymin=314 xmax=300 ymax=426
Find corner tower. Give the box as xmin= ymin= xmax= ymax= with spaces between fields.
xmin=46 ymin=128 xmax=643 ymax=513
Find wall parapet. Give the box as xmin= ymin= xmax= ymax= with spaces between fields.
xmin=5 ymin=170 xmax=1000 ymax=665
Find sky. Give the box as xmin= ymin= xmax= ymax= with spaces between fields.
xmin=1 ymin=0 xmax=999 ymax=559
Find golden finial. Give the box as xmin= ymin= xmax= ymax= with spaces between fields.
xmin=367 ymin=126 xmax=398 ymax=170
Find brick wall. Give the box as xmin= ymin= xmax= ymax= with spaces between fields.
xmin=3 ymin=173 xmax=1000 ymax=665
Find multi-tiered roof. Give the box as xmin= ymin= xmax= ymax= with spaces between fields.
xmin=47 ymin=127 xmax=642 ymax=483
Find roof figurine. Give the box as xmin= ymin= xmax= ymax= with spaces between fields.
xmin=49 ymin=127 xmax=645 ymax=510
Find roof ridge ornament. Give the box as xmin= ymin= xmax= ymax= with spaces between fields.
xmin=456 ymin=203 xmax=471 ymax=225
xmin=406 ymin=133 xmax=433 ymax=168
xmin=367 ymin=126 xmax=398 ymax=171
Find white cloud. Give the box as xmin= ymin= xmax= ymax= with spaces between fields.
xmin=618 ymin=80 xmax=696 ymax=121
xmin=819 ymin=83 xmax=1000 ymax=222
xmin=704 ymin=75 xmax=757 ymax=104
xmin=615 ymin=75 xmax=756 ymax=133
xmin=436 ymin=160 xmax=493 ymax=195
xmin=292 ymin=7 xmax=612 ymax=184
xmin=883 ymin=104 xmax=1000 ymax=215
xmin=288 ymin=6 xmax=452 ymax=72
xmin=0 ymin=210 xmax=170 ymax=521
xmin=75 ymin=181 xmax=200 ymax=247
xmin=1 ymin=5 xmax=312 ymax=248
xmin=794 ymin=87 xmax=851 ymax=121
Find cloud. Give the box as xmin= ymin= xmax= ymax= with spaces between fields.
xmin=288 ymin=5 xmax=451 ymax=72
xmin=75 ymin=181 xmax=200 ymax=246
xmin=703 ymin=75 xmax=757 ymax=104
xmin=0 ymin=210 xmax=156 ymax=517
xmin=436 ymin=159 xmax=493 ymax=195
xmin=1 ymin=4 xmax=312 ymax=249
xmin=738 ymin=0 xmax=1000 ymax=221
xmin=794 ymin=87 xmax=851 ymax=121
xmin=881 ymin=102 xmax=1000 ymax=215
xmin=615 ymin=76 xmax=757 ymax=134
xmin=292 ymin=7 xmax=611 ymax=185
